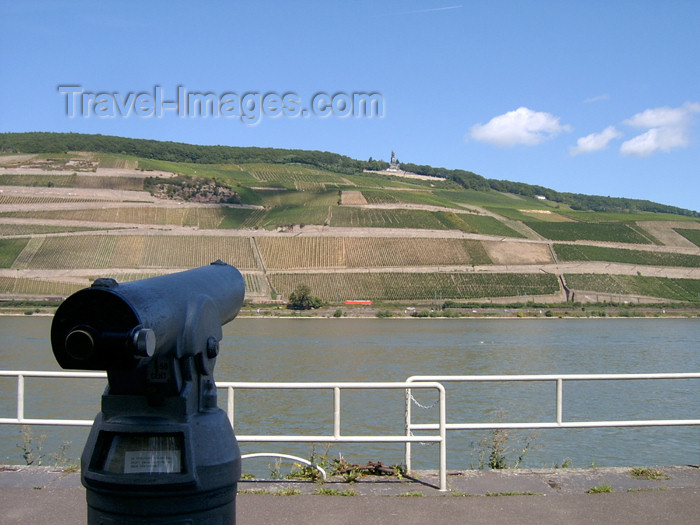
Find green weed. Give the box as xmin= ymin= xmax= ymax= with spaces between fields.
xmin=629 ymin=468 xmax=669 ymax=481
xmin=314 ymin=488 xmax=357 ymax=496
xmin=472 ymin=415 xmax=539 ymax=469
xmin=587 ymin=484 xmax=613 ymax=493
xmin=275 ymin=489 xmax=302 ymax=496
xmin=17 ymin=426 xmax=45 ymax=466
xmin=486 ymin=491 xmax=540 ymax=497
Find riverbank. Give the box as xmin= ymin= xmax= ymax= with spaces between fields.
xmin=3 ymin=301 xmax=699 ymax=319
xmin=240 ymin=302 xmax=700 ymax=319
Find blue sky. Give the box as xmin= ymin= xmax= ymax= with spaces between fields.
xmin=1 ymin=1 xmax=698 ymax=212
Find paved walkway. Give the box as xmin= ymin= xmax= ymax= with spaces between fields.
xmin=1 ymin=465 xmax=698 ymax=524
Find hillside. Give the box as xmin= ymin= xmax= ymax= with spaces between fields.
xmin=0 ymin=134 xmax=699 ymax=317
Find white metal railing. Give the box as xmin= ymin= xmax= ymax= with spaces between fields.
xmin=0 ymin=370 xmax=107 ymax=426
xmin=218 ymin=381 xmax=447 ymax=490
xmin=2 ymin=370 xmax=699 ymax=492
xmin=0 ymin=372 xmax=447 ymax=490
xmin=404 ymin=373 xmax=700 ymax=472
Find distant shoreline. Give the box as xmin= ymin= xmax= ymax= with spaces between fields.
xmin=3 ymin=310 xmax=697 ymax=320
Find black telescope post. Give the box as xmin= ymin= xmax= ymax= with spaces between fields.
xmin=51 ymin=260 xmax=245 ymax=525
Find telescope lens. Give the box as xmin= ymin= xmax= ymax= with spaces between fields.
xmin=65 ymin=328 xmax=95 ymax=361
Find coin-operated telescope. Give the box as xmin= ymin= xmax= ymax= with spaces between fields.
xmin=51 ymin=261 xmax=245 ymax=525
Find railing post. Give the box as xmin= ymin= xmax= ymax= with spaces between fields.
xmin=17 ymin=374 xmax=24 ymax=423
xmin=556 ymin=378 xmax=563 ymax=426
xmin=227 ymin=386 xmax=234 ymax=427
xmin=439 ymin=385 xmax=446 ymax=492
xmin=333 ymin=387 xmax=341 ymax=439
xmin=405 ymin=386 xmax=412 ymax=472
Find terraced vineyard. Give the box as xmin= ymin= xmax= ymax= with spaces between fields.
xmin=243 ymin=163 xmax=341 ymax=187
xmin=1 ymin=207 xmax=227 ymax=229
xmin=0 ymin=238 xmax=28 ymax=267
xmin=554 ymin=244 xmax=700 ymax=267
xmin=269 ymin=272 xmax=560 ymax=301
xmin=486 ymin=207 xmax=574 ymax=223
xmin=438 ymin=212 xmax=525 ymax=237
xmin=260 ymin=205 xmax=331 ymax=229
xmin=0 ymin=224 xmax=101 ymax=236
xmin=343 ymin=238 xmax=492 ymax=267
xmin=257 ymin=190 xmax=338 ymax=208
xmin=565 ymin=274 xmax=700 ymax=302
xmin=330 ymin=207 xmax=442 ymax=229
xmin=525 ymin=222 xmax=653 ymax=244
xmin=218 ymin=207 xmax=268 ymax=229
xmin=258 ymin=237 xmax=346 ymax=269
xmin=257 ymin=237 xmax=493 ymax=270
xmin=1 ymin=138 xmax=699 ymax=308
xmin=676 ymin=228 xmax=700 ymax=248
xmin=0 ymin=174 xmax=144 ymax=191
xmin=14 ymin=235 xmax=260 ymax=270
xmin=0 ymin=195 xmax=104 ymax=205
xmin=0 ymin=271 xmax=266 ymax=299
xmin=0 ymin=276 xmax=83 ymax=296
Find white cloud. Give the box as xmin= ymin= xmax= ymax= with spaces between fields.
xmin=584 ymin=94 xmax=610 ymax=104
xmin=623 ymin=102 xmax=699 ymax=128
xmin=570 ymin=126 xmax=622 ymax=156
xmin=620 ymin=102 xmax=700 ymax=156
xmin=469 ymin=107 xmax=571 ymax=147
xmin=620 ymin=127 xmax=688 ymax=156
xmin=397 ymin=5 xmax=463 ymax=15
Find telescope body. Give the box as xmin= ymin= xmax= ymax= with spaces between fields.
xmin=50 ymin=261 xmax=245 ymax=525
xmin=51 ymin=260 xmax=244 ymax=372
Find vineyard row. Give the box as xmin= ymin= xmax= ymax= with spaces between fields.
xmin=5 ymin=235 xmax=498 ymax=271
xmin=269 ymin=272 xmax=561 ymax=301
xmin=1 ymin=207 xmax=226 ymax=229
xmin=0 ymin=272 xmax=266 ymax=299
xmin=2 ymin=203 xmax=522 ymax=237
xmin=2 ymin=270 xmax=698 ymax=303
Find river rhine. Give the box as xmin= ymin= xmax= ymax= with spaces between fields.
xmin=1 ymin=317 xmax=698 ymax=475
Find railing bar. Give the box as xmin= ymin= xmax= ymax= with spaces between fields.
xmin=216 ymin=381 xmax=445 ymax=389
xmin=4 ymin=371 xmax=698 ymax=381
xmin=407 ymin=373 xmax=700 ymax=382
xmin=0 ymin=418 xmax=95 ymax=426
xmin=0 ymin=371 xmax=107 ymax=378
xmin=411 ymin=420 xmax=700 ymax=431
xmin=236 ymin=436 xmax=442 ymax=443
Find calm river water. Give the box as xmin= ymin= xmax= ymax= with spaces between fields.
xmin=1 ymin=317 xmax=698 ymax=474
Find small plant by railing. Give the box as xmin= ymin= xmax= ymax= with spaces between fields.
xmin=629 ymin=468 xmax=669 ymax=481
xmin=272 ymin=446 xmax=407 ymax=484
xmin=587 ymin=484 xmax=613 ymax=493
xmin=15 ymin=425 xmax=77 ymax=470
xmin=473 ymin=425 xmax=540 ymax=470
xmin=17 ymin=425 xmax=45 ymax=466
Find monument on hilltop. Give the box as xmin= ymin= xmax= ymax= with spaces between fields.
xmin=387 ymin=150 xmax=400 ymax=172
